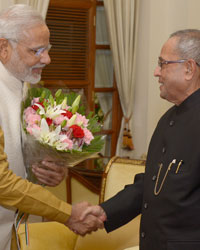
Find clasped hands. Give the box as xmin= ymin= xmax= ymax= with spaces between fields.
xmin=65 ymin=202 xmax=107 ymax=236
xmin=32 ymin=159 xmax=106 ymax=235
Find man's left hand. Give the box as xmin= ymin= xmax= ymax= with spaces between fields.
xmin=32 ymin=160 xmax=68 ymax=187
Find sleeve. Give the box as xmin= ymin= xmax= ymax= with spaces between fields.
xmin=100 ymin=173 xmax=144 ymax=232
xmin=0 ymin=127 xmax=71 ymax=223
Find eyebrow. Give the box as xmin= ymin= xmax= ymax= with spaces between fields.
xmin=31 ymin=43 xmax=51 ymax=49
xmin=158 ymin=56 xmax=164 ymax=61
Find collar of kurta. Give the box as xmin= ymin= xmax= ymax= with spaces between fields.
xmin=0 ymin=60 xmax=23 ymax=93
xmin=175 ymin=88 xmax=200 ymax=114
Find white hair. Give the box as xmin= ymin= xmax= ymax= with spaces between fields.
xmin=0 ymin=4 xmax=45 ymax=42
xmin=170 ymin=29 xmax=200 ymax=65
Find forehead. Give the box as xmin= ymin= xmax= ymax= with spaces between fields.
xmin=22 ymin=24 xmax=50 ymax=46
xmin=160 ymin=37 xmax=179 ymax=59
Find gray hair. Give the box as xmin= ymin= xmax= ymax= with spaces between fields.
xmin=170 ymin=29 xmax=200 ymax=65
xmin=0 ymin=4 xmax=45 ymax=42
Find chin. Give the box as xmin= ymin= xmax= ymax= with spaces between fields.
xmin=30 ymin=80 xmax=40 ymax=85
xmin=26 ymin=75 xmax=41 ymax=84
xmin=160 ymin=92 xmax=167 ymax=100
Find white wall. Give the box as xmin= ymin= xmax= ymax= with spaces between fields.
xmin=132 ymin=0 xmax=200 ymax=158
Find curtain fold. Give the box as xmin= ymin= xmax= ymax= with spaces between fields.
xmin=103 ymin=0 xmax=139 ymax=157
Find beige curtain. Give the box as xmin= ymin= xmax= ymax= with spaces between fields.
xmin=103 ymin=0 xmax=139 ymax=157
xmin=0 ymin=0 xmax=49 ymax=18
xmin=129 ymin=0 xmax=200 ymax=160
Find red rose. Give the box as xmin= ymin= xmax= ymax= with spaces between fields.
xmin=62 ymin=110 xmax=73 ymax=119
xmin=70 ymin=125 xmax=84 ymax=138
xmin=32 ymin=102 xmax=44 ymax=111
xmin=46 ymin=117 xmax=53 ymax=126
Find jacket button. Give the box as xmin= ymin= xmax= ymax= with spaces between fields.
xmin=162 ymin=147 xmax=166 ymax=153
xmin=152 ymin=175 xmax=156 ymax=181
xmin=141 ymin=232 xmax=145 ymax=238
xmin=144 ymin=203 xmax=148 ymax=209
xmin=169 ymin=120 xmax=175 ymax=126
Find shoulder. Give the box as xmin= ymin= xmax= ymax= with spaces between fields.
xmin=156 ymin=105 xmax=176 ymax=128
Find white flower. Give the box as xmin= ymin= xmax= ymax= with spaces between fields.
xmin=37 ymin=103 xmax=64 ymax=119
xmin=32 ymin=118 xmax=61 ymax=145
xmin=55 ymin=140 xmax=69 ymax=150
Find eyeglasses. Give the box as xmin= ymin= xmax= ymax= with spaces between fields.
xmin=29 ymin=44 xmax=52 ymax=57
xmin=158 ymin=57 xmax=187 ymax=68
xmin=158 ymin=57 xmax=200 ymax=68
xmin=8 ymin=38 xmax=52 ymax=57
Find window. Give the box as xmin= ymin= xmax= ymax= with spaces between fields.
xmin=42 ymin=0 xmax=122 ymax=170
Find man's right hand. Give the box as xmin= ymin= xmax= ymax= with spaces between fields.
xmin=65 ymin=202 xmax=107 ymax=236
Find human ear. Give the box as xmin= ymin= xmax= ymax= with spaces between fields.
xmin=185 ymin=59 xmax=196 ymax=80
xmin=0 ymin=39 xmax=11 ymax=64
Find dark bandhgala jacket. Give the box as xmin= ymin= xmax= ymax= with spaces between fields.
xmin=101 ymin=88 xmax=200 ymax=250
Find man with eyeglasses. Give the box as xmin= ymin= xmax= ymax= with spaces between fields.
xmin=81 ymin=29 xmax=200 ymax=250
xmin=0 ymin=4 xmax=106 ymax=250
xmin=0 ymin=4 xmax=64 ymax=250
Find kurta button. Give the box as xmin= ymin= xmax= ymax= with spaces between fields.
xmin=144 ymin=203 xmax=148 ymax=209
xmin=141 ymin=232 xmax=145 ymax=238
xmin=162 ymin=147 xmax=166 ymax=153
xmin=169 ymin=120 xmax=175 ymax=126
xmin=152 ymin=175 xmax=156 ymax=181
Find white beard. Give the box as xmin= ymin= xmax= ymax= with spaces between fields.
xmin=5 ymin=50 xmax=45 ymax=84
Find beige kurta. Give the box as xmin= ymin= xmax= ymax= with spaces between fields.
xmin=0 ymin=126 xmax=71 ymax=248
xmin=0 ymin=61 xmax=67 ymax=250
xmin=0 ymin=126 xmax=71 ymax=220
xmin=0 ymin=61 xmax=26 ymax=250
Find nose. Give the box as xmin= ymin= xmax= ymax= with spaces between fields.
xmin=40 ymin=50 xmax=51 ymax=65
xmin=154 ymin=65 xmax=161 ymax=77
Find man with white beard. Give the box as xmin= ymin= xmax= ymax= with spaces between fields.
xmin=0 ymin=4 xmax=67 ymax=250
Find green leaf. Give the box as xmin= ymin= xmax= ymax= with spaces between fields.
xmin=77 ymin=105 xmax=85 ymax=115
xmin=22 ymin=87 xmax=105 ymax=154
xmin=41 ymin=90 xmax=46 ymax=99
xmin=87 ymin=113 xmax=102 ymax=133
xmin=61 ymin=119 xmax=67 ymax=128
xmin=82 ymin=135 xmax=105 ymax=152
xmin=55 ymin=89 xmax=62 ymax=98
xmin=72 ymin=95 xmax=81 ymax=114
xmin=49 ymin=94 xmax=54 ymax=106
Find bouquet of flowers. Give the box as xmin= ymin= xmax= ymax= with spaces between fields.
xmin=21 ymin=87 xmax=104 ymax=178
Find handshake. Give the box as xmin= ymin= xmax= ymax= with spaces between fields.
xmin=65 ymin=202 xmax=107 ymax=236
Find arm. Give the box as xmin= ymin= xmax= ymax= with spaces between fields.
xmin=0 ymin=127 xmax=105 ymax=234
xmin=100 ymin=173 xmax=144 ymax=232
xmin=79 ymin=173 xmax=144 ymax=234
xmin=0 ymin=127 xmax=70 ymax=223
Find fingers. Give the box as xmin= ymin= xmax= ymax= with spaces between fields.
xmin=32 ymin=167 xmax=63 ymax=186
xmin=41 ymin=160 xmax=66 ymax=172
xmin=69 ymin=215 xmax=103 ymax=236
xmin=32 ymin=161 xmax=66 ymax=187
xmin=85 ymin=215 xmax=104 ymax=230
xmin=80 ymin=205 xmax=107 ymax=222
xmin=82 ymin=214 xmax=104 ymax=230
xmin=65 ymin=202 xmax=106 ymax=236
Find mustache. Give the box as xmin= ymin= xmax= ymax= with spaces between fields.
xmin=31 ymin=64 xmax=46 ymax=69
